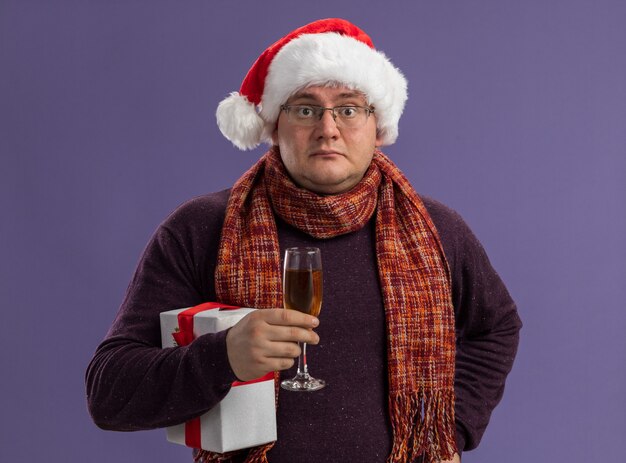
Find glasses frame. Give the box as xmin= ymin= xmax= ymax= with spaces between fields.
xmin=280 ymin=104 xmax=375 ymax=128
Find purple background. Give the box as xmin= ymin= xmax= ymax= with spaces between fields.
xmin=1 ymin=1 xmax=624 ymax=462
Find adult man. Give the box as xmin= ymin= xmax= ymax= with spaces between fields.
xmin=86 ymin=18 xmax=521 ymax=463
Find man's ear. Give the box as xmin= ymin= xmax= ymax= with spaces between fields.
xmin=375 ymin=130 xmax=384 ymax=148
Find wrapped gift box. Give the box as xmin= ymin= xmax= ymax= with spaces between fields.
xmin=160 ymin=302 xmax=277 ymax=453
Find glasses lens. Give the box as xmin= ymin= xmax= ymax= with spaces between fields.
xmin=285 ymin=105 xmax=370 ymax=128
xmin=335 ymin=107 xmax=366 ymax=128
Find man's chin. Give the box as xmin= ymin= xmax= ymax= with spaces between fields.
xmin=303 ymin=176 xmax=358 ymax=195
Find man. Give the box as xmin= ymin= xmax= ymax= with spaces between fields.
xmin=86 ymin=18 xmax=521 ymax=463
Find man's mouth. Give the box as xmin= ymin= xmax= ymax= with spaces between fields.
xmin=310 ymin=150 xmax=344 ymax=157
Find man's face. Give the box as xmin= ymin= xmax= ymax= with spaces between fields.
xmin=272 ymin=86 xmax=382 ymax=195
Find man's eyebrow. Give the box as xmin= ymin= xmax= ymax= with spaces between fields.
xmin=288 ymin=91 xmax=366 ymax=103
xmin=337 ymin=92 xmax=364 ymax=100
xmin=289 ymin=92 xmax=316 ymax=101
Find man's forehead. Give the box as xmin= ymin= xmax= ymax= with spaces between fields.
xmin=288 ymin=86 xmax=368 ymax=103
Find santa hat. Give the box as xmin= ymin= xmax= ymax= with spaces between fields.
xmin=216 ymin=18 xmax=408 ymax=150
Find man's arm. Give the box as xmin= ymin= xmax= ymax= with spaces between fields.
xmin=85 ymin=194 xmax=319 ymax=431
xmin=424 ymin=197 xmax=522 ymax=452
xmin=85 ymin=212 xmax=234 ymax=430
xmin=87 ymin=308 xmax=319 ymax=431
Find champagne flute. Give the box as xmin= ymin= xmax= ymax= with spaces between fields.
xmin=280 ymin=247 xmax=325 ymax=392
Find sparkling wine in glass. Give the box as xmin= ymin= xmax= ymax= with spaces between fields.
xmin=280 ymin=247 xmax=325 ymax=392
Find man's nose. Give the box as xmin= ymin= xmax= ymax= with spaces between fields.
xmin=316 ymin=109 xmax=340 ymax=138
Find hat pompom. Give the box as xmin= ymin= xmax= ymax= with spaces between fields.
xmin=216 ymin=92 xmax=265 ymax=150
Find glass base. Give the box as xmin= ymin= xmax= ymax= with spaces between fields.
xmin=280 ymin=372 xmax=326 ymax=392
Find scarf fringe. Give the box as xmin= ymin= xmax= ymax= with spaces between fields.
xmin=194 ymin=450 xmax=238 ymax=463
xmin=194 ymin=442 xmax=273 ymax=463
xmin=387 ymin=389 xmax=457 ymax=463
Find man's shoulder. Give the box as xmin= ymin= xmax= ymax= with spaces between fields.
xmin=160 ymin=189 xmax=232 ymax=235
xmin=419 ymin=195 xmax=466 ymax=232
xmin=171 ymin=189 xmax=231 ymax=217
xmin=418 ymin=194 xmax=483 ymax=261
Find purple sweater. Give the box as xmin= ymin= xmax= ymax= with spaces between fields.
xmin=85 ymin=190 xmax=521 ymax=462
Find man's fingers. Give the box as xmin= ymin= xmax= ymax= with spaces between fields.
xmin=265 ymin=324 xmax=319 ymax=345
xmin=244 ymin=340 xmax=300 ymax=363
xmin=264 ymin=340 xmax=302 ymax=359
xmin=226 ymin=309 xmax=320 ymax=381
xmin=248 ymin=343 xmax=297 ymax=372
xmin=243 ymin=309 xmax=320 ymax=343
xmin=258 ymin=308 xmax=319 ymax=329
xmin=271 ymin=357 xmax=295 ymax=372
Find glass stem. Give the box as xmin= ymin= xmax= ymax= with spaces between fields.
xmin=297 ymin=342 xmax=309 ymax=377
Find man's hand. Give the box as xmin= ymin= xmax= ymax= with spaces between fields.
xmin=439 ymin=453 xmax=461 ymax=463
xmin=226 ymin=308 xmax=320 ymax=381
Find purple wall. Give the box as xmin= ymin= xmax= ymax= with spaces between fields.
xmin=1 ymin=1 xmax=624 ymax=462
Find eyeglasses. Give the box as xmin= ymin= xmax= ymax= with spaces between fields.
xmin=280 ymin=104 xmax=375 ymax=128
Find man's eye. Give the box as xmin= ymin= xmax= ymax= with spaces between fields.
xmin=296 ymin=106 xmax=315 ymax=118
xmin=338 ymin=107 xmax=358 ymax=118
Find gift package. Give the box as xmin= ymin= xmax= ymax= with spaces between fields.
xmin=160 ymin=302 xmax=277 ymax=453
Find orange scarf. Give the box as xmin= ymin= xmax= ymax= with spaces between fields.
xmin=201 ymin=148 xmax=456 ymax=463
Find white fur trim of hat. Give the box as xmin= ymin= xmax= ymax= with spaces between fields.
xmin=216 ymin=18 xmax=408 ymax=150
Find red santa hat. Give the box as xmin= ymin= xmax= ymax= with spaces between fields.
xmin=216 ymin=18 xmax=408 ymax=150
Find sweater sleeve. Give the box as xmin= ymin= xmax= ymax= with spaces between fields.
xmin=423 ymin=197 xmax=522 ymax=453
xmin=85 ymin=191 xmax=239 ymax=431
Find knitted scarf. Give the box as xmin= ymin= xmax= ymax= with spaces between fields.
xmin=198 ymin=148 xmax=457 ymax=463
